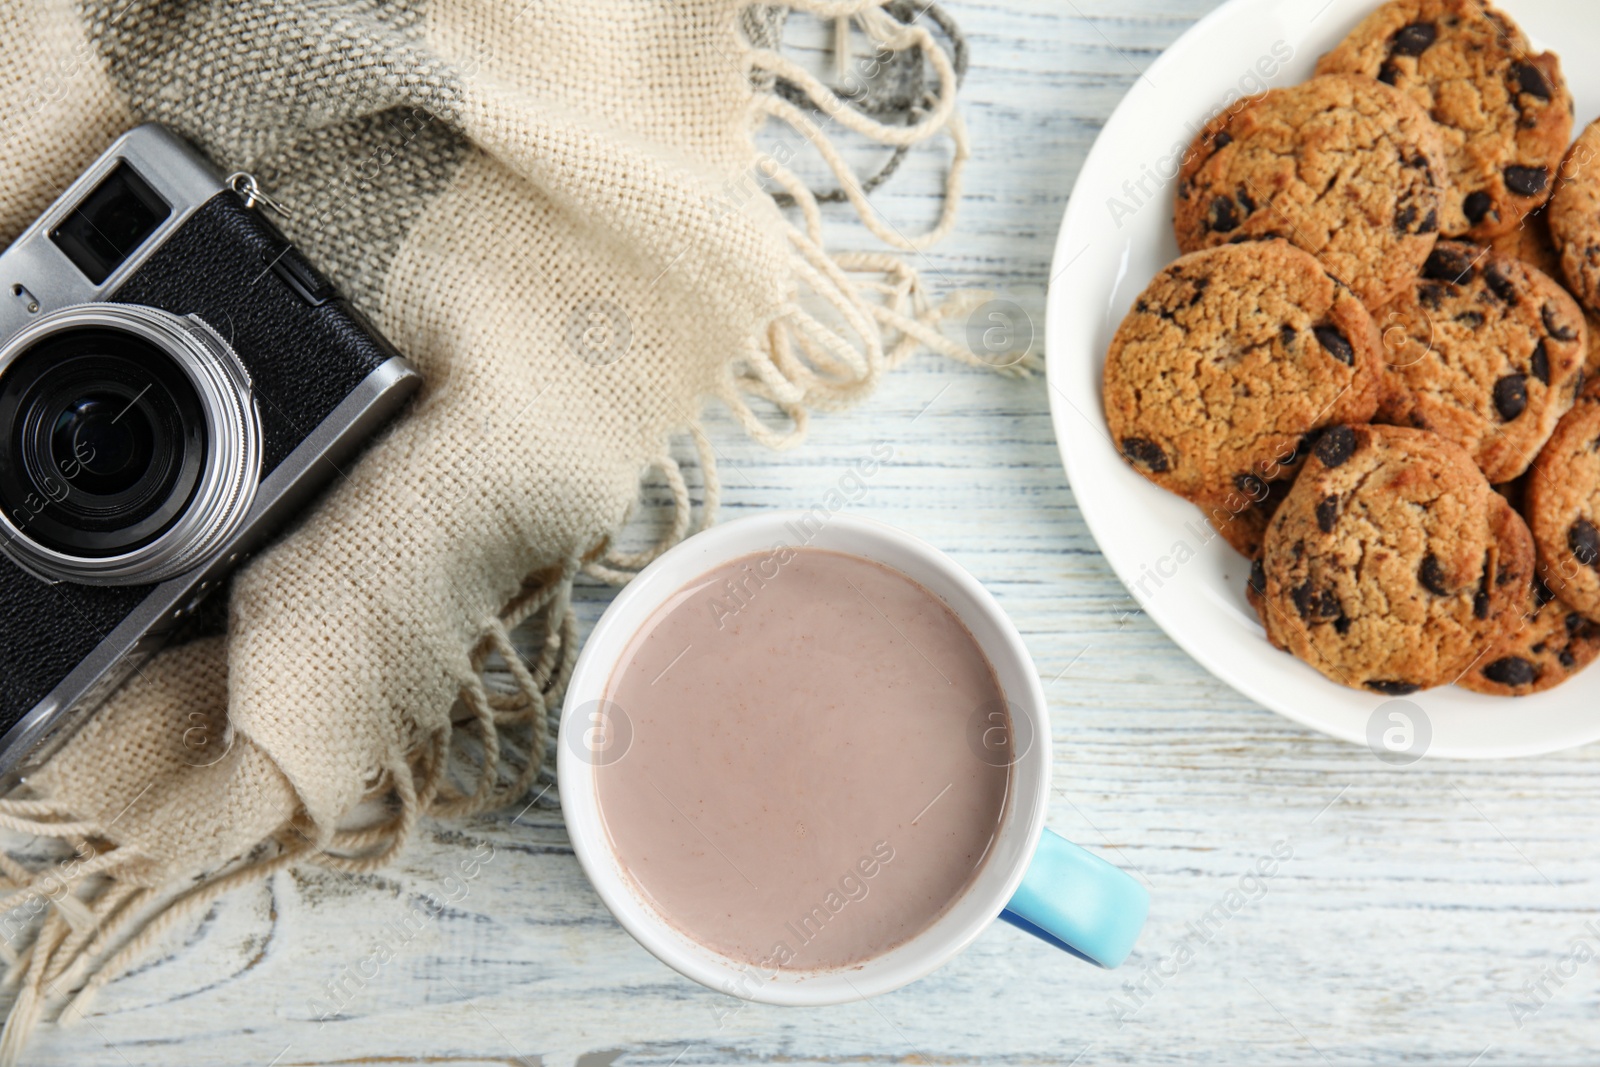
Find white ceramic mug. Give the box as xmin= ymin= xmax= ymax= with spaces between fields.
xmin=558 ymin=511 xmax=1148 ymax=1004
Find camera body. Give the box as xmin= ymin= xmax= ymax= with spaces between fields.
xmin=0 ymin=124 xmax=420 ymax=781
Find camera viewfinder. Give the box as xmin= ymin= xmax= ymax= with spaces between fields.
xmin=49 ymin=162 xmax=171 ymax=285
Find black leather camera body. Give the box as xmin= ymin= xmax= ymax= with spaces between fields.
xmin=0 ymin=124 xmax=421 ymax=781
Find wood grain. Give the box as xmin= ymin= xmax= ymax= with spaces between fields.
xmin=13 ymin=1 xmax=1600 ymax=1063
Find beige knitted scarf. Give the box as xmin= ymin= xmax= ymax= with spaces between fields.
xmin=0 ymin=0 xmax=1003 ymax=1058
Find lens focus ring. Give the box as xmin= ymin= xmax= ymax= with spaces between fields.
xmin=0 ymin=304 xmax=260 ymax=585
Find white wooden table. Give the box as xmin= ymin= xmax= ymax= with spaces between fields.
xmin=25 ymin=2 xmax=1600 ymax=1063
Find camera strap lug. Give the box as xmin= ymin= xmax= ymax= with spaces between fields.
xmin=225 ymin=172 xmax=292 ymax=220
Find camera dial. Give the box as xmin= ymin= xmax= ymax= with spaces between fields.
xmin=0 ymin=304 xmax=260 ymax=585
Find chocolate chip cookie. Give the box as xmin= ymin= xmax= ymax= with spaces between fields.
xmin=1174 ymin=74 xmax=1448 ymax=310
xmin=1459 ymin=577 xmax=1600 ymax=695
xmin=1255 ymin=424 xmax=1535 ymax=693
xmin=1316 ymin=0 xmax=1573 ymax=240
xmin=1549 ymin=119 xmax=1600 ymax=321
xmin=1374 ymin=241 xmax=1587 ymax=484
xmin=1526 ymin=389 xmax=1600 ymax=622
xmin=1103 ymin=241 xmax=1384 ymax=552
xmin=1491 ymin=206 xmax=1600 ymax=378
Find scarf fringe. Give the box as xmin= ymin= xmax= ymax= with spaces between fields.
xmin=0 ymin=567 xmax=576 ymax=1060
xmin=0 ymin=0 xmax=1030 ymax=1057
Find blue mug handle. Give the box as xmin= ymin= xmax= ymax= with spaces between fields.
xmin=1000 ymin=828 xmax=1149 ymax=968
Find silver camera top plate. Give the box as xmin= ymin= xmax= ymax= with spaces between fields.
xmin=0 ymin=124 xmax=225 ymax=339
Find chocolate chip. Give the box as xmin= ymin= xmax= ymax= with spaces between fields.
xmin=1366 ymin=680 xmax=1421 ymax=695
xmin=1249 ymin=559 xmax=1266 ymax=597
xmin=1236 ymin=186 xmax=1256 ymax=214
xmin=1483 ymin=657 xmax=1538 ymax=688
xmin=1531 ymin=340 xmax=1550 ymax=386
xmin=1316 ymin=495 xmax=1339 ymax=533
xmin=1390 ymin=21 xmax=1437 ymax=55
xmin=1464 ymin=191 xmax=1494 ymax=225
xmin=1570 ymin=517 xmax=1600 ymax=567
xmin=1313 ymin=325 xmax=1354 ymax=365
xmin=1535 ymin=576 xmax=1556 ymax=609
xmin=1334 ymin=615 xmax=1352 ymax=635
xmin=1493 ymin=374 xmax=1528 ymax=420
xmin=1121 ymin=438 xmax=1168 ymax=473
xmin=1279 ymin=323 xmax=1296 ymax=349
xmin=1515 ymin=62 xmax=1552 ymax=101
xmin=1189 ymin=276 xmax=1210 ymax=306
xmin=1291 ymin=584 xmax=1340 ymax=622
xmin=1419 ymin=283 xmax=1447 ymax=311
xmin=1505 ymin=166 xmax=1549 ymax=198
xmin=1475 ymin=588 xmax=1491 ymax=620
xmin=1560 ymin=649 xmax=1578 ymax=668
xmin=1314 ymin=425 xmax=1357 ymax=468
xmin=1396 ymin=204 xmax=1418 ymax=232
xmin=1568 ymin=612 xmax=1596 ymax=638
xmin=1378 ymin=62 xmax=1401 ymax=85
xmin=1419 ymin=553 xmax=1450 ymax=596
xmin=1419 ymin=207 xmax=1438 ymax=234
xmin=1423 ymin=245 xmax=1476 ymax=283
xmin=1543 ymin=304 xmax=1579 ymax=341
xmin=1213 ymin=131 xmax=1233 ymax=150
xmin=1483 ymin=265 xmax=1518 ymax=304
xmin=1455 ymin=311 xmax=1484 ymax=329
xmin=1210 ymin=196 xmax=1240 ymax=233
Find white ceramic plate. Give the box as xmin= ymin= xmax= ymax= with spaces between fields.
xmin=1046 ymin=0 xmax=1600 ymax=759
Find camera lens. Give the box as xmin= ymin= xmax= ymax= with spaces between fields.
xmin=0 ymin=332 xmax=205 ymax=559
xmin=0 ymin=305 xmax=259 ymax=585
xmin=51 ymin=394 xmax=152 ymax=497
